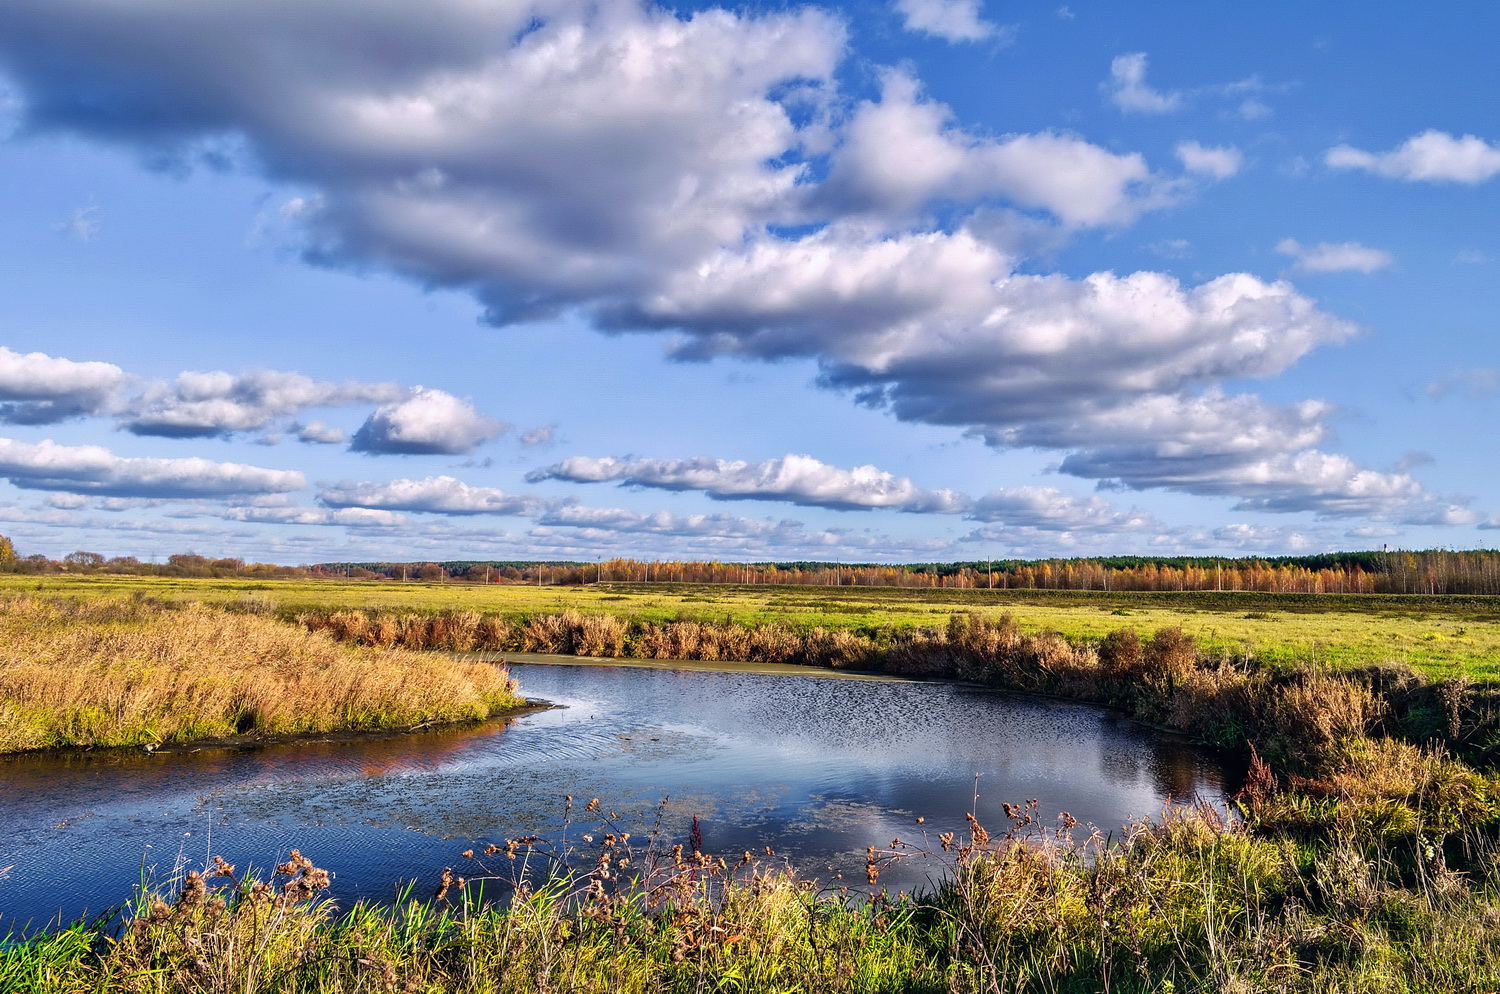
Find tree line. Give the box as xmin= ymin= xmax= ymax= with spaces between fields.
xmin=9 ymin=536 xmax=1500 ymax=595
xmin=314 ymin=549 xmax=1500 ymax=595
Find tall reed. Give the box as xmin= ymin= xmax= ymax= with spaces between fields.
xmin=0 ymin=596 xmax=523 ymax=752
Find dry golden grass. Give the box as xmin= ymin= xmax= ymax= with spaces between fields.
xmin=0 ymin=596 xmax=523 ymax=753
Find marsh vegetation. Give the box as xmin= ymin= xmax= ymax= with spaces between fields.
xmin=0 ymin=596 xmax=523 ymax=753
xmin=8 ymin=573 xmax=1500 ymax=676
xmin=7 ymin=579 xmax=1500 ymax=991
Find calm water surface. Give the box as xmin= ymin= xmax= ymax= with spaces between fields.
xmin=0 ymin=659 xmax=1238 ymax=929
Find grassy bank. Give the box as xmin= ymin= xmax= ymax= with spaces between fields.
xmin=7 ymin=747 xmax=1500 ymax=993
xmin=7 ymin=574 xmax=1500 ymax=676
xmin=0 ymin=596 xmax=524 ymax=753
xmin=297 ymin=607 xmax=1500 ymax=767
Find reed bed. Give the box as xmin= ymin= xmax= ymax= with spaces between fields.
xmin=16 ymin=573 xmax=1500 ymax=677
xmin=0 ymin=596 xmax=523 ymax=753
xmin=301 ymin=607 xmax=1500 ymax=772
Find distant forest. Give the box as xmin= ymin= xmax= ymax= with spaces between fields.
xmin=310 ymin=550 xmax=1500 ymax=595
xmin=7 ymin=534 xmax=1500 ymax=595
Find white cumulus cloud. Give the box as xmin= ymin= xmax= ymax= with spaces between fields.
xmin=319 ymin=475 xmax=538 ymax=515
xmin=893 ymin=0 xmax=999 ymax=42
xmin=530 ymin=453 xmax=969 ymax=513
xmin=0 ymin=437 xmax=304 ymax=498
xmin=124 ymin=368 xmax=405 ymax=437
xmin=0 ymin=346 xmax=128 ymax=424
xmin=821 ymin=73 xmax=1163 ymax=229
xmin=296 ymin=420 xmax=348 ymax=444
xmin=350 ymin=388 xmax=508 ymax=455
xmin=1175 ymin=141 xmax=1242 ymax=179
xmin=1104 ymin=53 xmax=1182 ymax=114
xmin=531 ymin=504 xmax=955 ymax=556
xmin=1326 ymin=130 xmax=1500 ymax=184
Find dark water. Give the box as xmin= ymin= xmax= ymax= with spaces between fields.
xmin=0 ymin=659 xmax=1238 ymax=930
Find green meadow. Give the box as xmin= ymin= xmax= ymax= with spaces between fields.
xmin=8 ymin=573 xmax=1500 ymax=679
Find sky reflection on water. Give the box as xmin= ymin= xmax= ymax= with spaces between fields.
xmin=0 ymin=660 xmax=1237 ymax=929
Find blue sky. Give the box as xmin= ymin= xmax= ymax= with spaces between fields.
xmin=0 ymin=0 xmax=1496 ymax=564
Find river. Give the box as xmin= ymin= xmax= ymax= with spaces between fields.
xmin=0 ymin=657 xmax=1239 ymax=930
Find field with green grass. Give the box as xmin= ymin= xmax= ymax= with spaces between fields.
xmin=9 ymin=573 xmax=1500 ymax=679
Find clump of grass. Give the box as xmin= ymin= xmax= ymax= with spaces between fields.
xmin=0 ymin=596 xmax=523 ymax=753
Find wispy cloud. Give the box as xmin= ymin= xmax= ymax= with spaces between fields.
xmin=1275 ymin=238 xmax=1393 ymax=274
xmin=1426 ymin=368 xmax=1500 ymax=400
xmin=53 ymin=203 xmax=101 ymax=241
xmin=318 ymin=475 xmax=539 ymax=515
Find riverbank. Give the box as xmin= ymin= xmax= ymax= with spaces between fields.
xmin=0 ymin=596 xmax=525 ymax=754
xmin=8 ymin=750 xmax=1500 ymax=993
xmin=305 ymin=606 xmax=1500 ymax=773
xmin=9 ymin=573 xmax=1500 ymax=675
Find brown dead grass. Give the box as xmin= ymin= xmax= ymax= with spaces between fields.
xmin=0 ymin=596 xmax=523 ymax=753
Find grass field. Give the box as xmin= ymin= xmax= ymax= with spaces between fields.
xmin=9 ymin=574 xmax=1500 ymax=679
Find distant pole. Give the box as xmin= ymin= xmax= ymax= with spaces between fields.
xmin=988 ymin=558 xmax=993 ymax=589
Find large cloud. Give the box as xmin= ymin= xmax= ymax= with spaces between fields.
xmin=635 ymin=240 xmax=1353 ymax=432
xmin=319 ymin=475 xmax=538 ymax=514
xmin=124 ymin=369 xmax=405 ymax=437
xmin=350 ymin=388 xmax=508 ymax=455
xmin=0 ymin=438 xmax=304 ymax=498
xmin=530 ymin=453 xmax=968 ymax=512
xmin=0 ymin=347 xmax=127 ymax=424
xmin=0 ymin=0 xmax=846 ymax=318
